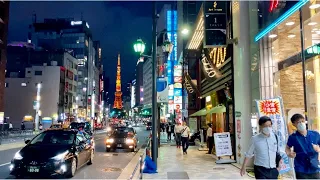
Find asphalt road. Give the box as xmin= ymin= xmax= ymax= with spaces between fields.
xmin=0 ymin=126 xmax=150 ymax=179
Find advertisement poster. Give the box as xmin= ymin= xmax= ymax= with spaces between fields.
xmin=214 ymin=132 xmax=233 ymax=157
xmin=157 ymin=77 xmax=168 ymax=103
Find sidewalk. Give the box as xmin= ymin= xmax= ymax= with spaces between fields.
xmin=143 ymin=145 xmax=251 ymax=179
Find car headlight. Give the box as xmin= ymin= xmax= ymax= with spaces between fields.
xmin=106 ymin=127 xmax=112 ymax=132
xmin=51 ymin=150 xmax=68 ymax=161
xmin=126 ymin=139 xmax=134 ymax=144
xmin=106 ymin=138 xmax=114 ymax=143
xmin=13 ymin=151 xmax=23 ymax=160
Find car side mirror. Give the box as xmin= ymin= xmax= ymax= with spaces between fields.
xmin=25 ymin=139 xmax=30 ymax=144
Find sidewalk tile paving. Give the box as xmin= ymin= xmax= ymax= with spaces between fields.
xmin=143 ymin=145 xmax=251 ymax=179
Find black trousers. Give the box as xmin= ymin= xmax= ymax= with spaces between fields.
xmin=208 ymin=136 xmax=213 ymax=154
xmin=296 ymin=172 xmax=320 ymax=179
xmin=181 ymin=137 xmax=189 ymax=152
xmin=254 ymin=165 xmax=279 ymax=179
xmin=167 ymin=132 xmax=171 ymax=140
xmin=175 ymin=133 xmax=181 ymax=146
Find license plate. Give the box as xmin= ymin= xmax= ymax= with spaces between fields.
xmin=117 ymin=144 xmax=122 ymax=147
xmin=28 ymin=166 xmax=40 ymax=173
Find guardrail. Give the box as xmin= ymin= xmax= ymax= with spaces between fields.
xmin=0 ymin=130 xmax=36 ymax=145
xmin=129 ymin=137 xmax=151 ymax=180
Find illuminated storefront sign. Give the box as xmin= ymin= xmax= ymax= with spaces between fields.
xmin=131 ymin=85 xmax=136 ymax=108
xmin=200 ymin=53 xmax=222 ymax=82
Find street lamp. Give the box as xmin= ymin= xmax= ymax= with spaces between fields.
xmin=162 ymin=40 xmax=174 ymax=54
xmin=133 ymin=39 xmax=146 ymax=55
xmin=181 ymin=28 xmax=189 ymax=35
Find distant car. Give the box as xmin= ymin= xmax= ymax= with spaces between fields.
xmin=105 ymin=126 xmax=137 ymax=152
xmin=10 ymin=129 xmax=94 ymax=178
xmin=146 ymin=122 xmax=152 ymax=130
xmin=48 ymin=124 xmax=62 ymax=129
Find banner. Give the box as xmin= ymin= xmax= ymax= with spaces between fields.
xmin=200 ymin=53 xmax=222 ymax=82
xmin=184 ymin=72 xmax=199 ymax=94
xmin=157 ymin=77 xmax=168 ymax=103
xmin=214 ymin=132 xmax=233 ymax=157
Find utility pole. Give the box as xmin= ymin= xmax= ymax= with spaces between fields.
xmin=151 ymin=1 xmax=158 ymax=166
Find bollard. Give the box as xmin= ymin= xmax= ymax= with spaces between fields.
xmin=139 ymin=154 xmax=143 ymax=179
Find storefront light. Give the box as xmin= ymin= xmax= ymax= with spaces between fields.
xmin=308 ymin=22 xmax=317 ymax=26
xmin=288 ymin=34 xmax=296 ymax=38
xmin=285 ymin=22 xmax=295 ymax=26
xmin=269 ymin=34 xmax=277 ymax=38
xmin=309 ymin=4 xmax=320 ymax=9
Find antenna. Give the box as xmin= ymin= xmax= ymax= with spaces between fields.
xmin=32 ymin=11 xmax=37 ymax=23
xmin=81 ymin=12 xmax=83 ymax=21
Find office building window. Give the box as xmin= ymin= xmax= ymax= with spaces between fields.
xmin=34 ymin=71 xmax=42 ymax=76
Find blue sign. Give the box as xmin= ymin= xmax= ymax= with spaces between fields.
xmin=168 ymin=96 xmax=174 ymax=100
xmin=174 ymin=89 xmax=182 ymax=96
xmin=157 ymin=78 xmax=167 ymax=92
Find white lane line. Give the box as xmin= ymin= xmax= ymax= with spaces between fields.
xmin=0 ymin=162 xmax=10 ymax=167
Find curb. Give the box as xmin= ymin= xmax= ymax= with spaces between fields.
xmin=117 ymin=148 xmax=144 ymax=180
xmin=0 ymin=142 xmax=25 ymax=151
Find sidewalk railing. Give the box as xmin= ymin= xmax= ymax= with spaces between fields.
xmin=129 ymin=137 xmax=151 ymax=180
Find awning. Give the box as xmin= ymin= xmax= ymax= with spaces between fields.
xmin=206 ymin=104 xmax=226 ymax=114
xmin=190 ymin=108 xmax=207 ymax=117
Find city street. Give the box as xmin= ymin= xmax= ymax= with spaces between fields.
xmin=0 ymin=126 xmax=149 ymax=179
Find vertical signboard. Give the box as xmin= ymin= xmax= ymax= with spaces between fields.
xmin=204 ymin=1 xmax=227 ymax=47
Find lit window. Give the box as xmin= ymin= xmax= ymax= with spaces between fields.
xmin=21 ymin=83 xmax=27 ymax=87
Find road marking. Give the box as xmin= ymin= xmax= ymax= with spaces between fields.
xmin=0 ymin=162 xmax=10 ymax=167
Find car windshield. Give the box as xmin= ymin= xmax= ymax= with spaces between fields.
xmin=30 ymin=131 xmax=75 ymax=145
xmin=114 ymin=127 xmax=134 ymax=133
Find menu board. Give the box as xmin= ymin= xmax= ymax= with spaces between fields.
xmin=214 ymin=132 xmax=232 ymax=157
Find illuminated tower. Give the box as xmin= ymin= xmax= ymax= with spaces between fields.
xmin=113 ymin=54 xmax=123 ymax=109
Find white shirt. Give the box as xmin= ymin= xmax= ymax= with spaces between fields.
xmin=181 ymin=126 xmax=190 ymax=137
xmin=245 ymin=133 xmax=280 ymax=169
xmin=207 ymin=127 xmax=213 ymax=137
xmin=174 ymin=125 xmax=183 ymax=134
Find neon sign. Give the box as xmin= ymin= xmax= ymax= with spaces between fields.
xmin=269 ymin=0 xmax=279 ymax=12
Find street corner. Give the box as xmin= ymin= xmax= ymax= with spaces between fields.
xmin=0 ymin=142 xmax=25 ymax=151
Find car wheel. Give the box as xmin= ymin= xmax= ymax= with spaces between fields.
xmin=87 ymin=150 xmax=94 ymax=165
xmin=67 ymin=158 xmax=77 ymax=178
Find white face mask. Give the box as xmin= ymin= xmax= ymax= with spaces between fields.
xmin=262 ymin=127 xmax=272 ymax=135
xmin=297 ymin=122 xmax=306 ymax=132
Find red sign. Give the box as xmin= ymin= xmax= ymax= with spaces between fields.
xmin=257 ymin=99 xmax=280 ymax=115
xmin=237 ymin=119 xmax=241 ymax=133
xmin=269 ymin=0 xmax=278 ymax=12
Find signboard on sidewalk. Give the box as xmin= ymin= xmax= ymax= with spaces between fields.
xmin=214 ymin=132 xmax=232 ymax=157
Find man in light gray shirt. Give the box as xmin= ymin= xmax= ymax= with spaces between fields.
xmin=240 ymin=116 xmax=280 ymax=179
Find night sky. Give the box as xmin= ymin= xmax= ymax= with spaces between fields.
xmin=8 ymin=1 xmax=163 ymax=101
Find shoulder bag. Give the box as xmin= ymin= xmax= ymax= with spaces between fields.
xmin=274 ymin=134 xmax=282 ymax=168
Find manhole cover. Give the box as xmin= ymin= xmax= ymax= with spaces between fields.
xmin=113 ymin=154 xmax=118 ymax=156
xmin=212 ymin=167 xmax=225 ymax=170
xmin=103 ymin=167 xmax=122 ymax=172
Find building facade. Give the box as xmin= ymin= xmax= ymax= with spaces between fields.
xmin=0 ymin=1 xmax=9 ymax=116
xmin=5 ymin=52 xmax=78 ymax=128
xmin=30 ymin=18 xmax=97 ymax=120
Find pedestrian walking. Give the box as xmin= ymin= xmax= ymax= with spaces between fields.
xmin=9 ymin=122 xmax=13 ymax=131
xmin=181 ymin=121 xmax=190 ymax=155
xmin=240 ymin=116 xmax=281 ymax=179
xmin=21 ymin=122 xmax=25 ymax=130
xmin=285 ymin=113 xmax=320 ymax=179
xmin=206 ymin=123 xmax=213 ymax=154
xmin=174 ymin=122 xmax=183 ymax=148
xmin=167 ymin=123 xmax=172 ymax=141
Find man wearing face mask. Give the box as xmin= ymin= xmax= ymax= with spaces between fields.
xmin=240 ymin=116 xmax=280 ymax=179
xmin=286 ymin=113 xmax=320 ymax=179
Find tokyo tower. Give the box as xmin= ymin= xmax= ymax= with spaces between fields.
xmin=113 ymin=54 xmax=123 ymax=109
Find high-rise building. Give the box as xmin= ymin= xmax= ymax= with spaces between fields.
xmin=113 ymin=54 xmax=123 ymax=110
xmin=0 ymin=1 xmax=9 ymax=114
xmin=30 ymin=18 xmax=98 ymax=119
